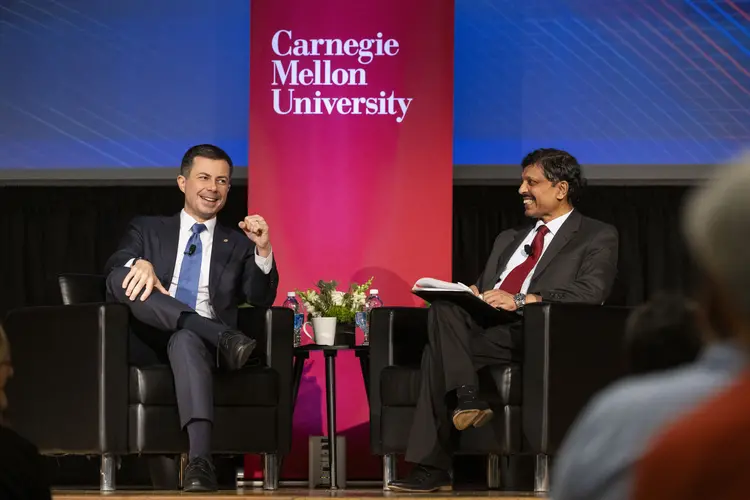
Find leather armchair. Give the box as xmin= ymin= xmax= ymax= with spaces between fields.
xmin=368 ymin=303 xmax=630 ymax=492
xmin=3 ymin=274 xmax=294 ymax=491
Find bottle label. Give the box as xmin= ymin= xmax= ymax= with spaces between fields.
xmin=294 ymin=313 xmax=304 ymax=331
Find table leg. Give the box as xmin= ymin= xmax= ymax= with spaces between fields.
xmin=324 ymin=351 xmax=338 ymax=489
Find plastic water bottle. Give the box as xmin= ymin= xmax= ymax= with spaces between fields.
xmin=282 ymin=292 xmax=303 ymax=347
xmin=362 ymin=289 xmax=383 ymax=345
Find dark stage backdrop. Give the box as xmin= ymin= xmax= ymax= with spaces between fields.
xmin=0 ymin=182 xmax=694 ymax=486
xmin=0 ymin=183 xmax=694 ymax=318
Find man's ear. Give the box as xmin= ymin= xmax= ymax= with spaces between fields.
xmin=177 ymin=175 xmax=186 ymax=194
xmin=556 ymin=180 xmax=569 ymax=201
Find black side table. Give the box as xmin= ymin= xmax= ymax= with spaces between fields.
xmin=291 ymin=344 xmax=370 ymax=489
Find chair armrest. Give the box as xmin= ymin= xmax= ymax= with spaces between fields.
xmin=237 ymin=306 xmax=294 ymax=454
xmin=521 ymin=302 xmax=631 ymax=455
xmin=368 ymin=306 xmax=429 ymax=454
xmin=3 ymin=303 xmax=130 ymax=455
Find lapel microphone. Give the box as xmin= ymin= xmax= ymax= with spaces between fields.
xmin=524 ymin=244 xmax=533 ymax=256
xmin=185 ymin=244 xmax=196 ymax=256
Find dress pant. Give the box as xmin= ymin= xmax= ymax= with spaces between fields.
xmin=404 ymin=300 xmax=519 ymax=470
xmin=105 ymin=267 xmax=218 ymax=427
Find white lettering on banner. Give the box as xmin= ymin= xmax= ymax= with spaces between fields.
xmin=269 ymin=29 xmax=413 ymax=123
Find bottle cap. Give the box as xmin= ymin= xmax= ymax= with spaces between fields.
xmin=287 ymin=292 xmax=296 ymax=297
xmin=369 ymin=289 xmax=379 ymax=295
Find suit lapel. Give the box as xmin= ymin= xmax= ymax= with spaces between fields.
xmin=161 ymin=214 xmax=181 ymax=283
xmin=489 ymin=225 xmax=534 ymax=287
xmin=530 ymin=210 xmax=582 ymax=283
xmin=209 ymin=224 xmax=236 ymax=299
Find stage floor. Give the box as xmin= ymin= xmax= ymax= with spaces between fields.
xmin=53 ymin=489 xmax=546 ymax=499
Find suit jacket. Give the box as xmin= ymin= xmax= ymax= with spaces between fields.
xmin=475 ymin=210 xmax=618 ymax=304
xmin=104 ymin=214 xmax=279 ymax=327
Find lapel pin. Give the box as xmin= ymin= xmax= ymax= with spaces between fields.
xmin=223 ymin=239 xmax=228 ymax=243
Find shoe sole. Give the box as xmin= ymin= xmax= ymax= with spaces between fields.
xmin=453 ymin=408 xmax=494 ymax=431
xmin=183 ymin=484 xmax=217 ymax=493
xmin=232 ymin=341 xmax=256 ymax=370
xmin=387 ymin=484 xmax=453 ymax=493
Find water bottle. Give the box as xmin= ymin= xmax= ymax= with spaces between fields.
xmin=362 ymin=289 xmax=383 ymax=345
xmin=282 ymin=292 xmax=304 ymax=347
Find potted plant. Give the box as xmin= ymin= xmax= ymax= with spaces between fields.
xmin=297 ymin=277 xmax=373 ymax=346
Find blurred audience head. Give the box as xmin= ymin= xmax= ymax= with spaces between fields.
xmin=624 ymin=293 xmax=704 ymax=375
xmin=0 ymin=324 xmax=12 ymax=421
xmin=683 ymin=151 xmax=750 ymax=344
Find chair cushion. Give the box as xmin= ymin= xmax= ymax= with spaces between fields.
xmin=129 ymin=365 xmax=278 ymax=406
xmin=380 ymin=364 xmax=521 ymax=407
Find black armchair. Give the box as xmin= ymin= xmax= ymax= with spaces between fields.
xmin=368 ymin=302 xmax=630 ymax=492
xmin=3 ymin=273 xmax=294 ymax=491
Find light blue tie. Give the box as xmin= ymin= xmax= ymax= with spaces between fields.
xmin=175 ymin=223 xmax=206 ymax=309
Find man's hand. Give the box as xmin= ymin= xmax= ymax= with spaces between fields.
xmin=469 ymin=285 xmax=480 ymax=296
xmin=481 ymin=289 xmax=517 ymax=311
xmin=239 ymin=214 xmax=271 ymax=256
xmin=122 ymin=259 xmax=168 ymax=301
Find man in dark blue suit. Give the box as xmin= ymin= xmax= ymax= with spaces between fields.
xmin=105 ymin=144 xmax=278 ymax=492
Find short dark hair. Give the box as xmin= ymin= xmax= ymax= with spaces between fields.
xmin=521 ymin=148 xmax=586 ymax=204
xmin=624 ymin=293 xmax=704 ymax=375
xmin=180 ymin=144 xmax=234 ymax=178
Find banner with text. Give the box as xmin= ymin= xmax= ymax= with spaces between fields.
xmin=248 ymin=0 xmax=454 ymax=479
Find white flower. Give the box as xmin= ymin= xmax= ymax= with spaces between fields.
xmin=332 ymin=290 xmax=345 ymax=306
xmin=353 ymin=292 xmax=366 ymax=308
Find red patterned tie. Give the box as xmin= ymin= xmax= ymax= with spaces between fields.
xmin=498 ymin=225 xmax=550 ymax=294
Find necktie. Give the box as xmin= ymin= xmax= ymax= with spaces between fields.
xmin=175 ymin=223 xmax=207 ymax=309
xmin=498 ymin=225 xmax=550 ymax=294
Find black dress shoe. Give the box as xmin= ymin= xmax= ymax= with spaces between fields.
xmin=388 ymin=465 xmax=452 ymax=492
xmin=183 ymin=456 xmax=217 ymax=492
xmin=452 ymin=384 xmax=493 ymax=430
xmin=217 ymin=330 xmax=256 ymax=370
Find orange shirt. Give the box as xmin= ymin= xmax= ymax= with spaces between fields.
xmin=633 ymin=369 xmax=750 ymax=500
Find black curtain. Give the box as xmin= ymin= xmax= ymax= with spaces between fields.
xmin=0 ymin=183 xmax=694 ymax=318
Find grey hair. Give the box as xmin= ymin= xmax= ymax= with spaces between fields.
xmin=682 ymin=151 xmax=750 ymax=313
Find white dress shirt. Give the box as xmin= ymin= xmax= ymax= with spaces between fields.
xmin=494 ymin=209 xmax=574 ymax=294
xmin=126 ymin=209 xmax=274 ymax=319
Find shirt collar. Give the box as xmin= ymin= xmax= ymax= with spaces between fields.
xmin=534 ymin=208 xmax=574 ymax=236
xmin=180 ymin=209 xmax=217 ymax=235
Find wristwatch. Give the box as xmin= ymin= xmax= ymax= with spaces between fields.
xmin=513 ymin=293 xmax=526 ymax=309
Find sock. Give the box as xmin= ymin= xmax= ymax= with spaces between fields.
xmin=187 ymin=419 xmax=212 ymax=459
xmin=177 ymin=312 xmax=227 ymax=346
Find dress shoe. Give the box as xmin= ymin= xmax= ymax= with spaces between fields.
xmin=217 ymin=330 xmax=256 ymax=370
xmin=183 ymin=456 xmax=217 ymax=492
xmin=452 ymin=384 xmax=493 ymax=430
xmin=388 ymin=465 xmax=452 ymax=492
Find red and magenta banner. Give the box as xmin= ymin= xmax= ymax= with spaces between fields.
xmin=248 ymin=0 xmax=454 ymax=480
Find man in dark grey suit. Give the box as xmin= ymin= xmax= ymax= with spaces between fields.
xmin=105 ymin=144 xmax=279 ymax=492
xmin=389 ymin=148 xmax=619 ymax=492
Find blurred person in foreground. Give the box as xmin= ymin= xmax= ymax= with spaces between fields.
xmin=0 ymin=324 xmax=52 ymax=500
xmin=624 ymin=293 xmax=704 ymax=375
xmin=632 ymin=153 xmax=750 ymax=500
xmin=551 ymin=287 xmax=743 ymax=498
